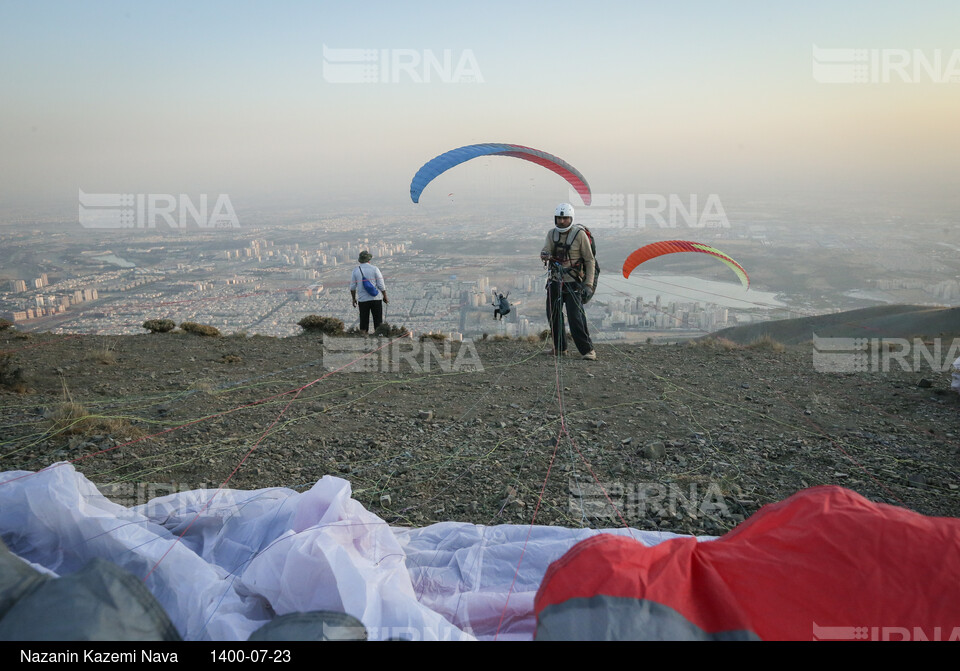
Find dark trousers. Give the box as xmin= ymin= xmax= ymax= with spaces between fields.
xmin=359 ymin=300 xmax=383 ymax=332
xmin=546 ymin=281 xmax=593 ymax=354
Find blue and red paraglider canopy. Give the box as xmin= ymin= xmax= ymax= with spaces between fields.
xmin=410 ymin=143 xmax=592 ymax=205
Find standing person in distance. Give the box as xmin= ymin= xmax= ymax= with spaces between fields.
xmin=540 ymin=203 xmax=597 ymax=360
xmin=350 ymin=251 xmax=388 ymax=335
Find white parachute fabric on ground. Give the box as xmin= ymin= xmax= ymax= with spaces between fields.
xmin=136 ymin=474 xmax=471 ymax=641
xmin=0 ymin=465 xmax=270 ymax=640
xmin=0 ymin=465 xmax=473 ymax=641
xmin=0 ymin=464 xmax=709 ymax=641
xmin=953 ymin=355 xmax=960 ymax=395
xmin=394 ymin=522 xmax=701 ymax=640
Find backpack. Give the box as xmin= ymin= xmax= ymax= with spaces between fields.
xmin=551 ymin=225 xmax=600 ymax=303
xmin=358 ymin=266 xmax=380 ymax=297
xmin=498 ymin=294 xmax=511 ymax=316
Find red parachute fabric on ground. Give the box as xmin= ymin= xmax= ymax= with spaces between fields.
xmin=534 ymin=486 xmax=960 ymax=640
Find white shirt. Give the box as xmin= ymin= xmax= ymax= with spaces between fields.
xmin=350 ymin=263 xmax=386 ymax=302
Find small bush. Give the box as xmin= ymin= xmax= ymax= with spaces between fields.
xmin=688 ymin=337 xmax=742 ymax=351
xmin=490 ymin=334 xmax=512 ymax=342
xmin=0 ymin=319 xmax=14 ymax=332
xmin=375 ymin=322 xmax=410 ymax=338
xmin=538 ymin=330 xmax=551 ymax=342
xmin=189 ymin=380 xmax=215 ymax=393
xmin=180 ymin=322 xmax=221 ymax=337
xmin=142 ymin=319 xmax=176 ymax=334
xmin=87 ymin=348 xmax=117 ymax=365
xmin=298 ymin=315 xmax=345 ymax=335
xmin=0 ymin=354 xmax=29 ymax=393
xmin=47 ymin=401 xmax=91 ymax=434
xmin=419 ymin=332 xmax=447 ymax=342
xmin=746 ymin=334 xmax=785 ymax=352
xmin=46 ymin=397 xmax=144 ymax=439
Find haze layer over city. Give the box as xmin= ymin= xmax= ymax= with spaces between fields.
xmin=2 ymin=1 xmax=958 ymax=338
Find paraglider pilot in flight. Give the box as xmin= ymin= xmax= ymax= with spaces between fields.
xmin=493 ymin=293 xmax=511 ymax=321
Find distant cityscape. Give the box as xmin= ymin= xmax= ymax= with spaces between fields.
xmin=1 ymin=198 xmax=958 ymax=341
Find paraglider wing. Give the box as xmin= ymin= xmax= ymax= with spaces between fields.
xmin=621 ymin=240 xmax=749 ymax=288
xmin=410 ymin=143 xmax=591 ymax=205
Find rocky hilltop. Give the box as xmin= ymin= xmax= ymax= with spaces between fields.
xmin=1 ymin=324 xmax=958 ymax=536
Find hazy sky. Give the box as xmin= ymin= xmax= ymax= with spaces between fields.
xmin=2 ymin=0 xmax=959 ymax=215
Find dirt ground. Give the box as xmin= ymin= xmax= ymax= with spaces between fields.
xmin=2 ymin=329 xmax=958 ymax=536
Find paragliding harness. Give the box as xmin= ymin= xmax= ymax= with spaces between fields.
xmin=550 ymin=225 xmax=599 ymax=304
xmin=358 ymin=266 xmax=380 ymax=298
xmin=493 ymin=293 xmax=511 ymax=320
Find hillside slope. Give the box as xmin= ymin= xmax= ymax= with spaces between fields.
xmin=1 ymin=327 xmax=958 ymax=536
xmin=711 ymin=304 xmax=960 ymax=345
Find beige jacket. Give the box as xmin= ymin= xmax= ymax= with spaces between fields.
xmin=542 ymin=226 xmax=596 ymax=287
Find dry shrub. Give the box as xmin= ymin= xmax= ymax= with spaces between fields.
xmin=88 ymin=348 xmax=117 ymax=365
xmin=298 ymin=315 xmax=345 ymax=335
xmin=47 ymin=401 xmax=144 ymax=439
xmin=180 ymin=322 xmax=221 ymax=337
xmin=746 ymin=334 xmax=785 ymax=352
xmin=0 ymin=354 xmax=29 ymax=393
xmin=688 ymin=337 xmax=742 ymax=351
xmin=375 ymin=322 xmax=410 ymax=338
xmin=142 ymin=319 xmax=176 ymax=333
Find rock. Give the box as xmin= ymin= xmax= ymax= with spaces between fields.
xmin=917 ymin=378 xmax=933 ymax=388
xmin=418 ymin=410 xmax=433 ymax=420
xmin=640 ymin=442 xmax=666 ymax=460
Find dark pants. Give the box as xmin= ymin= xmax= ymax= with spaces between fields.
xmin=546 ymin=281 xmax=593 ymax=354
xmin=359 ymin=300 xmax=383 ymax=332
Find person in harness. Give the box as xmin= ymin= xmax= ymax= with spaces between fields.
xmin=540 ymin=203 xmax=597 ymax=360
xmin=493 ymin=292 xmax=511 ymax=320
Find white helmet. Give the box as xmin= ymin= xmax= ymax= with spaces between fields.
xmin=554 ymin=202 xmax=575 ymax=228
